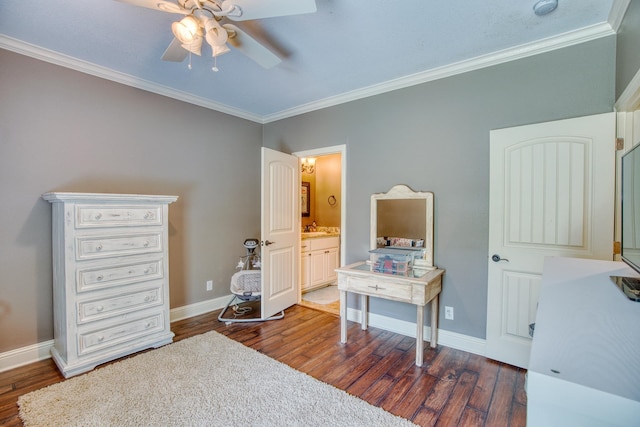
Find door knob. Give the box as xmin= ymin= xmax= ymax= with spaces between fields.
xmin=491 ymin=254 xmax=509 ymax=262
xmin=264 ymin=240 xmax=275 ymax=246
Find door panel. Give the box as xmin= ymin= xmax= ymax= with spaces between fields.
xmin=487 ymin=113 xmax=615 ymax=368
xmin=261 ymin=148 xmax=299 ymax=319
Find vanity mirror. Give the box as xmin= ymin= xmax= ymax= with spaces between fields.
xmin=370 ymin=184 xmax=434 ymax=268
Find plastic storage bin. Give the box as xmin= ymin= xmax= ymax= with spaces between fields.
xmin=369 ymin=247 xmax=426 ymax=276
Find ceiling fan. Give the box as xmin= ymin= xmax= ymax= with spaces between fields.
xmin=116 ymin=0 xmax=317 ymax=69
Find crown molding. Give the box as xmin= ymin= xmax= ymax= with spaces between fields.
xmin=263 ymin=22 xmax=616 ymax=123
xmin=615 ymin=68 xmax=640 ymax=112
xmin=608 ymin=0 xmax=632 ymax=32
xmin=0 ymin=35 xmax=264 ymax=124
xmin=1 ymin=20 xmax=616 ymax=125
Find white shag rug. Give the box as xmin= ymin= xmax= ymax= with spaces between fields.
xmin=18 ymin=331 xmax=415 ymax=426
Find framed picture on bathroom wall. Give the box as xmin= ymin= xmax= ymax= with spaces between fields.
xmin=301 ymin=181 xmax=310 ymax=217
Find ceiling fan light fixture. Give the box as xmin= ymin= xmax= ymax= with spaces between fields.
xmin=172 ymin=15 xmax=201 ymax=43
xmin=119 ymin=0 xmax=317 ymax=68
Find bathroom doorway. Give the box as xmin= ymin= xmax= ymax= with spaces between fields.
xmin=293 ymin=145 xmax=346 ymax=315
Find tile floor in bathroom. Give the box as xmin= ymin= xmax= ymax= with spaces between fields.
xmin=300 ymin=284 xmax=339 ymax=315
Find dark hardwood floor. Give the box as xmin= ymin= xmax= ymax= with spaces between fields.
xmin=0 ymin=304 xmax=526 ymax=426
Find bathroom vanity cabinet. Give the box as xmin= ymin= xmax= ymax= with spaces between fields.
xmin=42 ymin=192 xmax=177 ymax=378
xmin=301 ymin=235 xmax=339 ymax=291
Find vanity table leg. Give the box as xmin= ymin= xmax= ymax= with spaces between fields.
xmin=430 ymin=294 xmax=439 ymax=348
xmin=361 ymin=294 xmax=368 ymax=330
xmin=416 ymin=305 xmax=424 ymax=367
xmin=340 ymin=290 xmax=347 ymax=343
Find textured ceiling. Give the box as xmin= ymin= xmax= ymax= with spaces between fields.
xmin=0 ymin=0 xmax=625 ymax=122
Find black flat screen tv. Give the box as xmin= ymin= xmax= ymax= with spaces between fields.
xmin=612 ymin=142 xmax=640 ymax=301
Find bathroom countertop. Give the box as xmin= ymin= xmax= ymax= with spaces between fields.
xmin=301 ymin=232 xmax=340 ymax=240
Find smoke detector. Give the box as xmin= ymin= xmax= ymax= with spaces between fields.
xmin=533 ymin=0 xmax=558 ymax=16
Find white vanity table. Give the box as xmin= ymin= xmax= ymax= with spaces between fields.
xmin=337 ymin=262 xmax=443 ymax=366
xmin=337 ymin=185 xmax=444 ymax=367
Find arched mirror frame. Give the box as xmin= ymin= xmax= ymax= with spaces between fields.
xmin=370 ymin=184 xmax=435 ymax=268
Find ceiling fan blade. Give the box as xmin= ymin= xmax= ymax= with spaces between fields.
xmin=221 ymin=0 xmax=316 ymax=21
xmin=223 ymin=24 xmax=281 ymax=68
xmin=114 ymin=0 xmax=188 ymax=15
xmin=161 ymin=38 xmax=189 ymax=62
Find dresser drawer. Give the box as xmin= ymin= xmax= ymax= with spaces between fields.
xmin=78 ymin=313 xmax=165 ymax=356
xmin=76 ymin=205 xmax=162 ymax=228
xmin=343 ymin=276 xmax=413 ymax=302
xmin=76 ymin=233 xmax=162 ymax=260
xmin=77 ymin=259 xmax=163 ymax=292
xmin=77 ymin=286 xmax=163 ymax=324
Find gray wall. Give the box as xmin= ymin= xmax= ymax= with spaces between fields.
xmin=263 ymin=36 xmax=616 ymax=339
xmin=5 ymin=20 xmax=639 ymax=354
xmin=0 ymin=49 xmax=262 ymax=352
xmin=616 ymin=0 xmax=640 ymax=100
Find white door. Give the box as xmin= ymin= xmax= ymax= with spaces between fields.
xmin=486 ymin=113 xmax=616 ymax=368
xmin=261 ymin=147 xmax=300 ymax=319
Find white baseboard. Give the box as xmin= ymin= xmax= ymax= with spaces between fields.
xmin=0 ymin=295 xmax=233 ymax=373
xmin=0 ymin=299 xmax=485 ymax=373
xmin=169 ymin=294 xmax=232 ymax=322
xmin=347 ymin=307 xmax=487 ymax=357
xmin=0 ymin=339 xmax=55 ymax=373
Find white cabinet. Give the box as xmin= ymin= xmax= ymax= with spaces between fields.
xmin=301 ymin=236 xmax=339 ymax=291
xmin=42 ymin=192 xmax=177 ymax=378
xmin=527 ymin=257 xmax=640 ymax=426
xmin=301 ymin=241 xmax=311 ymax=290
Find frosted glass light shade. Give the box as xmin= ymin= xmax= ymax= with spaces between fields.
xmin=211 ymin=44 xmax=230 ymax=57
xmin=172 ymin=16 xmax=201 ymax=43
xmin=180 ymin=36 xmax=203 ymax=56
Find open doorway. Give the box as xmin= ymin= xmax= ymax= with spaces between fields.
xmin=293 ymin=145 xmax=346 ymax=315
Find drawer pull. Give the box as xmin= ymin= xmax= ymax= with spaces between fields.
xmin=97 ymin=336 xmax=105 ymax=342
xmin=96 ymin=275 xmax=104 ymax=281
xmin=144 ymin=268 xmax=151 ymax=274
xmin=96 ymin=244 xmax=103 ymax=251
xmin=325 ymin=250 xmax=329 ymax=254
xmin=144 ymin=296 xmax=151 ymax=302
xmin=145 ymin=322 xmax=153 ymax=328
xmin=94 ymin=213 xmax=102 ymax=220
xmin=96 ymin=305 xmax=104 ymax=312
xmin=368 ymin=285 xmax=386 ymax=291
xmin=144 ymin=211 xmax=154 ymax=219
xmin=143 ymin=241 xmax=149 ymax=247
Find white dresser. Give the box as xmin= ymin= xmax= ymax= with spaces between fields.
xmin=527 ymin=257 xmax=640 ymax=426
xmin=42 ymin=192 xmax=178 ymax=378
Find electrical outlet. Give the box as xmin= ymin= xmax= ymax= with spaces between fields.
xmin=206 ymin=280 xmax=213 ymax=291
xmin=445 ymin=306 xmax=454 ymax=320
